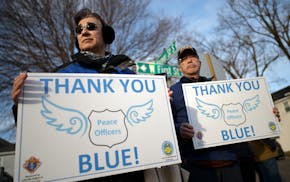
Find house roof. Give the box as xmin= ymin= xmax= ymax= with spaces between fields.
xmin=0 ymin=138 xmax=15 ymax=152
xmin=272 ymin=85 xmax=290 ymax=101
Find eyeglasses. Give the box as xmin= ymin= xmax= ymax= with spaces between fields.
xmin=76 ymin=22 xmax=99 ymax=34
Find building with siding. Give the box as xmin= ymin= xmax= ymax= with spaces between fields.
xmin=272 ymin=85 xmax=290 ymax=152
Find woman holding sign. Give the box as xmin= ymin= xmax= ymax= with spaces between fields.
xmin=11 ymin=8 xmax=143 ymax=182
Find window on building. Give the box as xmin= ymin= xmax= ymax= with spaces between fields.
xmin=283 ymin=101 xmax=290 ymax=112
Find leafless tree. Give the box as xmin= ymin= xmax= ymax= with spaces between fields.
xmin=85 ymin=0 xmax=181 ymax=61
xmin=204 ymin=33 xmax=280 ymax=79
xmin=0 ymin=0 xmax=77 ymax=89
xmin=219 ymin=0 xmax=289 ymax=61
xmin=0 ymin=0 xmax=181 ymax=91
xmin=0 ymin=0 xmax=78 ymax=140
xmin=190 ymin=0 xmax=288 ymax=80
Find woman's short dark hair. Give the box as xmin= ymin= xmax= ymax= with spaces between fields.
xmin=74 ymin=8 xmax=106 ymax=27
xmin=74 ymin=8 xmax=115 ymax=47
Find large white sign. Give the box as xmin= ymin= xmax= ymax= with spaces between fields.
xmin=14 ymin=73 xmax=181 ymax=181
xmin=182 ymin=77 xmax=281 ymax=149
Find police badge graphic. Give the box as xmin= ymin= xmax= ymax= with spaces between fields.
xmin=88 ymin=109 xmax=128 ymax=148
xmin=40 ymin=96 xmax=154 ymax=147
xmin=196 ymin=94 xmax=260 ymax=126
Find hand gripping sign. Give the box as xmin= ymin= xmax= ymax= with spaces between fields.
xmin=182 ymin=77 xmax=280 ymax=149
xmin=14 ymin=73 xmax=180 ymax=182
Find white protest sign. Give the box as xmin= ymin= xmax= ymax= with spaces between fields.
xmin=14 ymin=73 xmax=181 ymax=182
xmin=182 ymin=77 xmax=280 ymax=149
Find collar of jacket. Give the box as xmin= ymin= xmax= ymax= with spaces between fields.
xmin=71 ymin=51 xmax=113 ymax=70
xmin=180 ymin=76 xmax=212 ymax=83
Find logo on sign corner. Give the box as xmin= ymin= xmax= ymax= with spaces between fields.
xmin=268 ymin=122 xmax=277 ymax=131
xmin=23 ymin=156 xmax=41 ymax=173
xmin=196 ymin=131 xmax=203 ymax=140
xmin=162 ymin=141 xmax=174 ymax=155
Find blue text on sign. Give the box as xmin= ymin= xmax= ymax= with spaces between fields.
xmin=39 ymin=78 xmax=156 ymax=94
xmin=78 ymin=147 xmax=139 ymax=173
xmin=221 ymin=125 xmax=255 ymax=141
xmin=191 ymin=80 xmax=260 ymax=96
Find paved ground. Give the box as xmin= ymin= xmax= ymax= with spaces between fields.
xmin=254 ymin=156 xmax=290 ymax=182
xmin=256 ymin=156 xmax=290 ymax=182
xmin=278 ymin=157 xmax=290 ymax=182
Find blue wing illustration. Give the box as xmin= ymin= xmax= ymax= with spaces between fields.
xmin=126 ymin=100 xmax=154 ymax=126
xmin=41 ymin=97 xmax=89 ymax=136
xmin=196 ymin=98 xmax=222 ymax=119
xmin=243 ymin=95 xmax=260 ymax=112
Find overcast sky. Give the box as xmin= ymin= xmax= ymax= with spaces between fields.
xmin=149 ymin=0 xmax=290 ymax=92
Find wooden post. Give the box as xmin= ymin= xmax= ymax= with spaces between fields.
xmin=204 ymin=53 xmax=216 ymax=81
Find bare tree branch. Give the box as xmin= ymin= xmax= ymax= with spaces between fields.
xmin=222 ymin=0 xmax=290 ymax=60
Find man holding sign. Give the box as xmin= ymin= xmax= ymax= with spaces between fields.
xmin=170 ymin=45 xmax=282 ymax=182
xmin=170 ymin=46 xmax=244 ymax=182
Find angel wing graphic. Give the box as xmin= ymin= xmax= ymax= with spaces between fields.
xmin=40 ymin=97 xmax=154 ymax=146
xmin=126 ymin=99 xmax=154 ymax=126
xmin=41 ymin=97 xmax=89 ymax=136
xmin=195 ymin=94 xmax=260 ymax=126
xmin=195 ymin=98 xmax=222 ymax=119
xmin=243 ymin=95 xmax=260 ymax=112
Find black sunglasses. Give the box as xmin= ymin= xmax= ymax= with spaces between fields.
xmin=76 ymin=22 xmax=99 ymax=34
